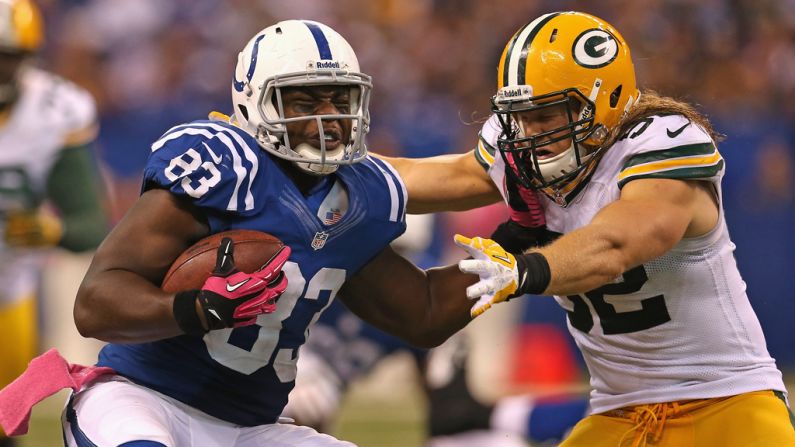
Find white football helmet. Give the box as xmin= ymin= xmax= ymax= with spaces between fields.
xmin=231 ymin=20 xmax=372 ymax=175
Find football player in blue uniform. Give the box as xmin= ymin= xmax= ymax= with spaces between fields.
xmin=67 ymin=20 xmax=478 ymax=447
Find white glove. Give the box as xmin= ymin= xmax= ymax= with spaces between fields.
xmin=454 ymin=234 xmax=520 ymax=317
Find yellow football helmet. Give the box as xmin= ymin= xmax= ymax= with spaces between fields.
xmin=0 ymin=0 xmax=43 ymax=53
xmin=492 ymin=11 xmax=639 ymax=197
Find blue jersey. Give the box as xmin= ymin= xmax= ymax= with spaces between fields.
xmin=97 ymin=119 xmax=407 ymax=426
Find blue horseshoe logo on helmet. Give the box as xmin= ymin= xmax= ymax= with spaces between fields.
xmin=233 ymin=34 xmax=265 ymax=92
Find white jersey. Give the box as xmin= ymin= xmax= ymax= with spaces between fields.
xmin=0 ymin=67 xmax=97 ymax=304
xmin=476 ymin=113 xmax=785 ymax=414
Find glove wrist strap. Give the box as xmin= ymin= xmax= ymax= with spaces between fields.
xmin=490 ymin=220 xmax=552 ymax=254
xmin=173 ymin=290 xmax=207 ymax=336
xmin=515 ymin=252 xmax=551 ymax=296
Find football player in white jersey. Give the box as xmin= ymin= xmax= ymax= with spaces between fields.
xmin=0 ymin=1 xmax=106 ymax=445
xmin=382 ymin=11 xmax=795 ymax=447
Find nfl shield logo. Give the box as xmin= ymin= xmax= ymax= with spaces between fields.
xmin=311 ymin=231 xmax=329 ymax=250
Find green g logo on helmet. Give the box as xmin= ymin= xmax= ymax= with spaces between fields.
xmin=572 ymin=29 xmax=618 ymax=69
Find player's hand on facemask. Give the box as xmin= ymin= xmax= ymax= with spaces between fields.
xmin=455 ymin=235 xmax=521 ymax=317
xmin=4 ymin=208 xmax=63 ymax=247
xmin=173 ymin=238 xmax=291 ymax=335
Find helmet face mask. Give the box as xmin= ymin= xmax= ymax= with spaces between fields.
xmin=258 ymin=70 xmax=371 ymax=175
xmin=493 ymin=11 xmax=640 ymax=199
xmin=231 ymin=20 xmax=372 ymax=175
xmin=492 ymin=87 xmax=597 ymax=190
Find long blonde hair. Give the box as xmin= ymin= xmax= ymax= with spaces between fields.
xmin=604 ymin=90 xmax=724 ymax=148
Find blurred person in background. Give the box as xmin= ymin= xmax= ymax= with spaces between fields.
xmin=0 ymin=0 xmax=107 ymax=446
xmin=384 ymin=10 xmax=795 ymax=447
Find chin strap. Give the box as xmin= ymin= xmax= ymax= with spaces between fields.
xmin=293 ymin=142 xmax=345 ymax=175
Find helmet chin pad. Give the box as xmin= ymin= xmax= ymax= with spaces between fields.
xmin=536 ymin=142 xmax=593 ymax=183
xmin=292 ymin=143 xmax=344 ymax=175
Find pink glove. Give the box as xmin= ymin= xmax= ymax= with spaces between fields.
xmin=174 ymin=237 xmax=291 ymax=335
xmin=197 ymin=237 xmax=290 ymax=329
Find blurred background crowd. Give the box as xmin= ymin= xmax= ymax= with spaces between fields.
xmin=33 ymin=0 xmax=795 ymax=377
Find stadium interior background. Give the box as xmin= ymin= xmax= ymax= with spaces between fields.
xmin=20 ymin=0 xmax=795 ymax=445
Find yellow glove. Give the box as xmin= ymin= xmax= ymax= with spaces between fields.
xmin=454 ymin=234 xmax=519 ymax=317
xmin=4 ymin=209 xmax=63 ymax=248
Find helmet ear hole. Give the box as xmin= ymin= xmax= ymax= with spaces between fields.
xmin=237 ymin=104 xmax=249 ymax=121
xmin=609 ymin=85 xmax=623 ymax=108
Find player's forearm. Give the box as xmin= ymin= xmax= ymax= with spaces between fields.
xmin=536 ymin=206 xmax=683 ymax=296
xmin=75 ymin=269 xmax=182 ymax=343
xmin=535 ymin=225 xmax=630 ymax=296
xmin=378 ymin=153 xmax=501 ymax=213
xmin=340 ymin=254 xmax=474 ymax=348
xmin=412 ymin=265 xmax=477 ymax=347
xmin=379 ymin=265 xmax=474 ymax=348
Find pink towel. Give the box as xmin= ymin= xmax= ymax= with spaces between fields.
xmin=0 ymin=348 xmax=114 ymax=436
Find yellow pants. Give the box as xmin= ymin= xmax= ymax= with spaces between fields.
xmin=561 ymin=390 xmax=795 ymax=447
xmin=0 ymin=295 xmax=37 ymax=439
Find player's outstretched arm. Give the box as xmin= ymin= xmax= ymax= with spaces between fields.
xmin=338 ymin=245 xmax=477 ymax=348
xmin=536 ymin=178 xmax=717 ymax=295
xmin=376 ymin=151 xmax=502 ymax=214
xmin=460 ymin=178 xmax=719 ymax=301
xmin=74 ymin=188 xmax=210 ymax=343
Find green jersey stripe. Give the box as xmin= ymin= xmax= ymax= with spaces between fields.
xmin=618 ymin=160 xmax=725 ymax=189
xmin=622 ymin=142 xmax=716 ymax=170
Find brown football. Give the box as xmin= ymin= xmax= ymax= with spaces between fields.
xmin=161 ymin=229 xmax=285 ymax=293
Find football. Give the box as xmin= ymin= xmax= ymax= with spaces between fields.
xmin=161 ymin=229 xmax=285 ymax=293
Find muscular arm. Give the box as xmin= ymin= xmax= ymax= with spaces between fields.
xmin=377 ymin=151 xmax=502 ymax=213
xmin=74 ymin=188 xmax=209 ymax=343
xmin=536 ymin=178 xmax=718 ymax=295
xmin=339 ymin=245 xmax=477 ymax=348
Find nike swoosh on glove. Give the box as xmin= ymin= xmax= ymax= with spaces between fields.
xmin=198 ymin=237 xmax=290 ymax=329
xmin=454 ymin=234 xmax=521 ymax=318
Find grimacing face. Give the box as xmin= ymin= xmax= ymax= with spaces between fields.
xmin=513 ymin=100 xmax=575 ymax=160
xmin=279 ymin=85 xmax=352 ymax=151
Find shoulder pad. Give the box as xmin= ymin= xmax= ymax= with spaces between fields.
xmin=143 ymin=120 xmax=266 ymax=214
xmin=616 ymin=114 xmax=723 ymax=188
xmin=25 ymin=69 xmax=98 ymax=146
xmin=473 ymin=114 xmax=501 ymax=172
xmin=362 ymin=156 xmax=407 ymax=224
